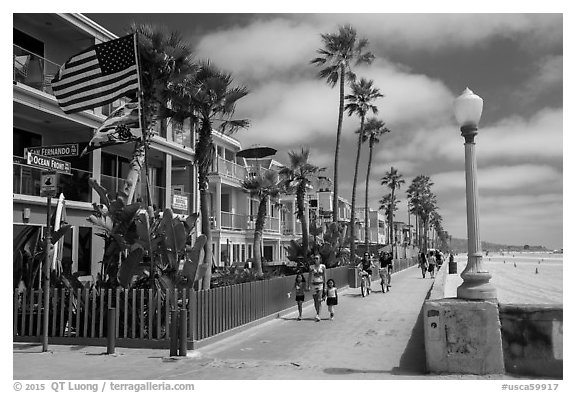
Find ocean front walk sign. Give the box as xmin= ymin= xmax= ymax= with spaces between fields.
xmin=25 ymin=143 xmax=81 ymax=158
xmin=26 ymin=152 xmax=71 ymax=175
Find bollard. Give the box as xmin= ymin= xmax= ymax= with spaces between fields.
xmin=169 ymin=309 xmax=178 ymax=357
xmin=107 ymin=308 xmax=116 ymax=354
xmin=178 ymin=309 xmax=188 ymax=357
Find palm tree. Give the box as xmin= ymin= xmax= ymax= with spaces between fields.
xmin=241 ymin=170 xmax=283 ymax=277
xmin=407 ymin=175 xmax=435 ymax=250
xmin=176 ymin=61 xmax=249 ymax=289
xmin=379 ymin=193 xmax=399 ymax=227
xmin=345 ymin=78 xmax=383 ymax=262
xmin=361 ymin=117 xmax=390 ymax=251
xmin=311 ymin=25 xmax=375 ymax=223
xmin=123 ymin=24 xmax=196 ymax=204
xmin=381 ymin=167 xmax=405 ymax=250
xmin=280 ymin=148 xmax=323 ymax=260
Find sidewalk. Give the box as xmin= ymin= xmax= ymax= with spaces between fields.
xmin=13 ymin=266 xmax=521 ymax=380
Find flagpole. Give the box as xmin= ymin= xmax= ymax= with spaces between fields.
xmin=133 ymin=33 xmax=152 ymax=209
xmin=133 ymin=32 xmax=155 ymax=288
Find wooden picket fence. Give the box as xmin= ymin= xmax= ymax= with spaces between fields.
xmin=13 ymin=266 xmax=353 ymax=348
xmin=13 ymin=261 xmax=417 ymax=348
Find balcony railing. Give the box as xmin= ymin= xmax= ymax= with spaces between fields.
xmin=13 ymin=157 xmax=92 ymax=203
xmin=13 ymin=45 xmax=60 ymax=95
xmin=220 ymin=212 xmax=248 ymax=231
xmin=100 ymin=174 xmax=171 ymax=214
xmin=211 ymin=157 xmax=248 ymax=181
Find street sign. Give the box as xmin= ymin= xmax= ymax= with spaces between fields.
xmin=26 ymin=152 xmax=71 ymax=175
xmin=40 ymin=171 xmax=58 ymax=197
xmin=25 ymin=143 xmax=82 ymax=158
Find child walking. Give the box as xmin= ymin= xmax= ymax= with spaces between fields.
xmin=325 ymin=279 xmax=338 ymax=320
xmin=293 ymin=273 xmax=306 ymax=321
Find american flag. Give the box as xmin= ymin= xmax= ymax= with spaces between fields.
xmin=51 ymin=34 xmax=140 ymax=114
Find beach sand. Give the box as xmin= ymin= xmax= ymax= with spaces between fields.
xmin=454 ymin=253 xmax=563 ymax=304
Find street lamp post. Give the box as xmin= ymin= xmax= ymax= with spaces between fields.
xmin=453 ymin=88 xmax=497 ymax=300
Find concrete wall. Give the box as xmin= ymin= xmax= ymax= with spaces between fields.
xmin=425 ymin=263 xmax=563 ymax=378
xmin=499 ymin=304 xmax=563 ymax=378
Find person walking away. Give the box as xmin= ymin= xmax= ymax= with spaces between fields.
xmin=419 ymin=252 xmax=428 ymax=278
xmin=435 ymin=250 xmax=443 ymax=271
xmin=293 ymin=273 xmax=306 ymax=321
xmin=379 ymin=251 xmax=393 ymax=292
xmin=307 ymin=254 xmax=326 ymax=322
xmin=325 ymin=279 xmax=338 ymax=320
xmin=428 ymin=250 xmax=437 ymax=278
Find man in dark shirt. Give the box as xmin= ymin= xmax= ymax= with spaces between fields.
xmin=379 ymin=251 xmax=394 ymax=289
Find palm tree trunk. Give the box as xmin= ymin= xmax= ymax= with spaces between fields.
xmin=332 ymin=64 xmax=346 ymax=223
xmin=364 ymin=143 xmax=374 ymax=251
xmin=297 ymin=182 xmax=309 ymax=258
xmin=198 ymin=184 xmax=212 ymax=289
xmin=197 ymin=120 xmax=214 ymax=290
xmin=349 ymin=116 xmax=365 ymax=263
xmin=390 ymin=188 xmax=395 ymax=257
xmin=253 ymin=198 xmax=267 ymax=277
xmin=123 ymin=141 xmax=146 ymax=204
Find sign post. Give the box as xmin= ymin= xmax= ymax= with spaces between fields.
xmin=24 ymin=149 xmax=73 ymax=352
xmin=42 ymin=195 xmax=51 ymax=352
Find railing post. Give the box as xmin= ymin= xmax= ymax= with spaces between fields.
xmin=178 ymin=308 xmax=187 ymax=356
xmin=169 ymin=309 xmax=178 ymax=356
xmin=106 ymin=307 xmax=116 ymax=354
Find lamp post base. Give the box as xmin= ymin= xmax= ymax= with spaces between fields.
xmin=457 ymin=272 xmax=497 ymax=300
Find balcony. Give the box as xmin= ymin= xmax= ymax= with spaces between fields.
xmin=211 ymin=157 xmax=248 ymax=182
xmin=220 ymin=212 xmax=248 ymax=231
xmin=13 ymin=45 xmax=59 ymax=95
xmin=281 ymin=220 xmax=302 ymax=236
xmin=100 ymin=174 xmax=197 ymax=215
xmin=13 ymin=157 xmax=91 ymax=203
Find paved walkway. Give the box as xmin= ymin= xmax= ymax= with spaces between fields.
xmin=13 ymin=266 xmax=519 ymax=380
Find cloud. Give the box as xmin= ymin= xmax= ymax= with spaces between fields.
xmin=195 ymin=14 xmax=561 ymax=85
xmin=356 ymin=59 xmax=454 ymax=129
xmin=432 ymin=164 xmax=562 ymax=192
xmin=376 ymin=107 xmax=563 ymax=165
xmin=305 ymin=14 xmax=562 ymax=52
xmin=440 ymin=193 xmax=562 ymax=247
xmin=195 ymin=18 xmax=319 ymax=83
xmin=514 ymin=55 xmax=563 ymax=102
xmin=236 ymin=59 xmax=455 ymax=148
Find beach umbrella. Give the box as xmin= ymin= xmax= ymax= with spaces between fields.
xmin=236 ymin=146 xmax=277 ymax=159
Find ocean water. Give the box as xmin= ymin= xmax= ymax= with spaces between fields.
xmin=453 ymin=252 xmax=563 ymax=304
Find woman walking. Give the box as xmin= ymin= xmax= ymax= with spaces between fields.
xmin=428 ymin=250 xmax=437 ymax=278
xmin=419 ymin=251 xmax=428 ymax=278
xmin=307 ymin=254 xmax=326 ymax=322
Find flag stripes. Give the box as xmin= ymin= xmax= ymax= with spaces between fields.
xmin=51 ymin=34 xmax=139 ymax=114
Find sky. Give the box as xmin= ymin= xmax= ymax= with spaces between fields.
xmin=81 ymin=10 xmax=564 ymax=250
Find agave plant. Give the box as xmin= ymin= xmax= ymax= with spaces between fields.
xmin=87 ymin=179 xmax=204 ymax=289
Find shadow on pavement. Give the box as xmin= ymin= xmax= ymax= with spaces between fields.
xmin=13 ymin=343 xmax=40 ymax=351
xmin=392 ymin=287 xmax=431 ymax=376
